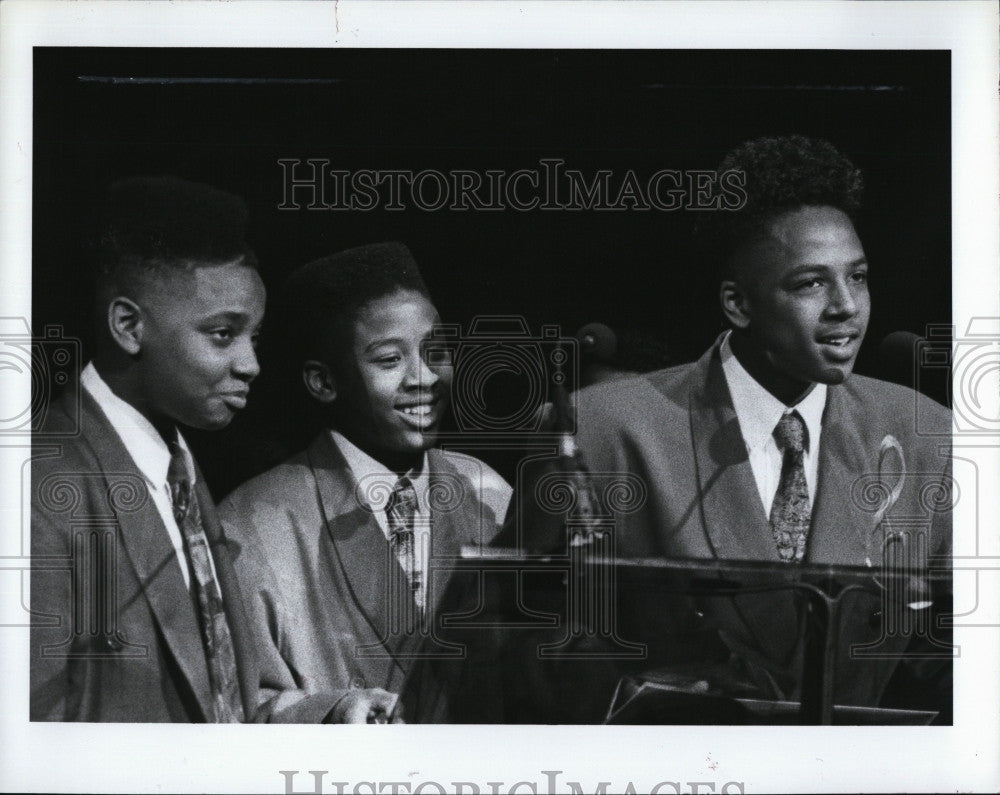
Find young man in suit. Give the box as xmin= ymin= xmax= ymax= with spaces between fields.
xmin=29 ymin=176 xmax=267 ymax=722
xmin=507 ymin=135 xmax=952 ymax=722
xmin=218 ymin=242 xmax=512 ymax=723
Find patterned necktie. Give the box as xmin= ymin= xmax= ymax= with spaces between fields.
xmin=769 ymin=410 xmax=812 ymax=563
xmin=385 ymin=476 xmax=423 ymax=615
xmin=167 ymin=438 xmax=244 ymax=723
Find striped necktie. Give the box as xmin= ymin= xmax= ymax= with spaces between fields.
xmin=385 ymin=476 xmax=424 ymax=617
xmin=167 ymin=438 xmax=244 ymax=722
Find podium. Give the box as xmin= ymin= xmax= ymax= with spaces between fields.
xmin=604 ymin=672 xmax=938 ymax=726
xmin=604 ymin=674 xmax=937 ymax=725
xmin=448 ymin=548 xmax=952 ymax=725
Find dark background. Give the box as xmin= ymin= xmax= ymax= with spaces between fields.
xmin=33 ymin=48 xmax=951 ymax=495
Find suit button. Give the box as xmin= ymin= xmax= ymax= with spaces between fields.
xmin=104 ymin=635 xmax=124 ymax=651
xmin=350 ymin=675 xmax=366 ymax=689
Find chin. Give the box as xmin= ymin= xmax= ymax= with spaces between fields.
xmin=400 ymin=428 xmax=439 ymax=452
xmin=410 ymin=433 xmax=439 ymax=452
xmin=814 ymin=364 xmax=854 ymax=385
xmin=192 ymin=410 xmax=237 ymax=431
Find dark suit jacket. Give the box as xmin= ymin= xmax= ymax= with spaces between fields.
xmin=30 ymin=389 xmax=260 ymax=722
xmin=217 ymin=431 xmax=511 ymax=723
xmin=499 ymin=336 xmax=952 ymax=720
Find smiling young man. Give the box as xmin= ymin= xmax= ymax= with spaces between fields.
xmin=31 ymin=176 xmax=266 ymax=722
xmin=722 ymin=203 xmax=870 ymax=402
xmin=505 ymin=136 xmax=953 ymax=722
xmin=716 ymin=199 xmax=872 ymax=563
xmin=217 ymin=242 xmax=511 ymax=723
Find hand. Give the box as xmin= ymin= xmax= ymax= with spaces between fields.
xmin=331 ymin=688 xmax=404 ymax=724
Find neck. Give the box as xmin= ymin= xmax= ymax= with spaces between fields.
xmin=92 ymin=354 xmax=176 ymax=444
xmin=728 ymin=331 xmax=816 ymax=407
xmin=334 ymin=428 xmax=424 ymax=477
xmin=380 ymin=451 xmax=424 ymax=479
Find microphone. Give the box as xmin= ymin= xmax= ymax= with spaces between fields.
xmin=575 ymin=322 xmax=622 ymax=390
xmin=879 ymin=331 xmax=921 ymax=391
xmin=575 ymin=322 xmax=673 ymax=388
xmin=575 ymin=322 xmax=618 ymax=364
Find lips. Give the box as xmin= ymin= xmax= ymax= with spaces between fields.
xmin=221 ymin=392 xmax=249 ymax=410
xmin=817 ymin=330 xmax=861 ymax=360
xmin=395 ymin=398 xmax=441 ymax=430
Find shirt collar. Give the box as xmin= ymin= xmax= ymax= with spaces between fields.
xmin=81 ymin=361 xmax=194 ymax=491
xmin=329 ymin=429 xmax=429 ymax=511
xmin=719 ymin=333 xmax=827 ymax=453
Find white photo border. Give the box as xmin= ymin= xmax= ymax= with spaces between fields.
xmin=1 ymin=2 xmax=998 ymax=793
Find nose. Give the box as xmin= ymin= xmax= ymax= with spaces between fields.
xmin=826 ymin=277 xmax=860 ymax=318
xmin=232 ymin=338 xmax=261 ymax=382
xmin=405 ymin=351 xmax=439 ymax=390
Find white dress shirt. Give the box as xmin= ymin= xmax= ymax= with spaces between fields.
xmin=329 ymin=430 xmax=431 ymax=611
xmin=719 ymin=334 xmax=827 ymax=517
xmin=81 ymin=361 xmax=212 ymax=591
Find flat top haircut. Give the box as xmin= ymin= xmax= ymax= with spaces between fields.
xmin=96 ymin=175 xmax=258 ymax=300
xmin=700 ymin=134 xmax=865 ymax=276
xmin=281 ymin=241 xmax=431 ymax=366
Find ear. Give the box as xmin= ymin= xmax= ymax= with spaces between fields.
xmin=719 ymin=279 xmax=752 ymax=330
xmin=303 ymin=360 xmax=337 ymax=404
xmin=107 ymin=296 xmax=144 ymax=356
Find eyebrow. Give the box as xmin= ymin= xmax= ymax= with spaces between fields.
xmin=786 ymin=257 xmax=869 ymax=274
xmin=363 ymin=337 xmax=407 ymax=354
xmin=202 ymin=311 xmax=252 ymax=324
xmin=363 ymin=328 xmax=440 ymax=354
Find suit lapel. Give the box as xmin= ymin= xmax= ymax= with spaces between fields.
xmin=425 ymin=450 xmax=474 ymax=616
xmin=688 ymin=340 xmax=777 ymax=562
xmin=75 ymin=390 xmax=214 ymax=720
xmin=306 ymin=432 xmax=415 ymax=662
xmin=807 ymin=382 xmax=881 ymax=567
xmin=686 ymin=339 xmax=802 ymax=666
xmin=194 ymin=469 xmax=257 ymax=720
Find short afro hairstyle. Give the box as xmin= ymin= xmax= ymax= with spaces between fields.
xmin=280 ymin=241 xmax=431 ymax=365
xmin=96 ymin=175 xmax=257 ymax=293
xmin=698 ymin=134 xmax=864 ymax=274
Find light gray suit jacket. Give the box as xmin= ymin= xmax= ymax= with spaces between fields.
xmin=30 ymin=390 xmax=260 ymax=722
xmin=218 ymin=431 xmax=511 ymax=722
xmin=562 ymin=336 xmax=953 ymax=708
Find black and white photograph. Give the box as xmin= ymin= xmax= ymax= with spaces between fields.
xmin=1 ymin=2 xmax=998 ymax=793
